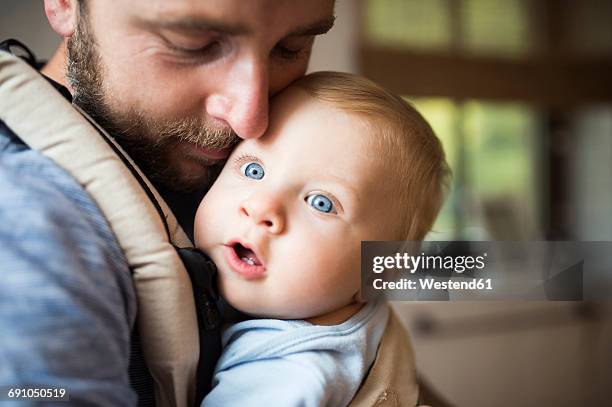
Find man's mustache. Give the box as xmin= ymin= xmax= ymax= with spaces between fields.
xmin=152 ymin=117 xmax=241 ymax=150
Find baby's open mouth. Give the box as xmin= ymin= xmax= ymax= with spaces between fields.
xmin=233 ymin=243 xmax=262 ymax=266
xmin=223 ymin=241 xmax=266 ymax=279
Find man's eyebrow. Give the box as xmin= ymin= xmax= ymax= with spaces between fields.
xmin=287 ymin=16 xmax=336 ymax=37
xmin=133 ymin=16 xmax=251 ymax=35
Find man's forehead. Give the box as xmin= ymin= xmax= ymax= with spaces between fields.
xmin=124 ymin=0 xmax=335 ymax=37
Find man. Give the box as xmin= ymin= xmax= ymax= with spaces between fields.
xmin=0 ymin=0 xmax=334 ymax=404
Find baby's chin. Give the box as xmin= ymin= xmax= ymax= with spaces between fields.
xmin=223 ymin=289 xmax=363 ymax=325
xmin=218 ymin=279 xmax=319 ymax=321
xmin=220 ymin=291 xmax=295 ymax=320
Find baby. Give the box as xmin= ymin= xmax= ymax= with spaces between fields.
xmin=194 ymin=72 xmax=450 ymax=406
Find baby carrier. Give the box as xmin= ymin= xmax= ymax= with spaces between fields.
xmin=0 ymin=45 xmax=419 ymax=407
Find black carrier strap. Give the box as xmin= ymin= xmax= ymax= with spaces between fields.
xmin=0 ymin=38 xmax=37 ymax=68
xmin=129 ymin=329 xmax=156 ymax=407
xmin=127 ymin=247 xmax=223 ymax=407
xmin=176 ymin=248 xmax=223 ymax=405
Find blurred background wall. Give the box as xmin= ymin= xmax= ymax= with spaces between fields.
xmin=0 ymin=2 xmax=60 ymax=59
xmin=2 ymin=1 xmax=611 ymax=406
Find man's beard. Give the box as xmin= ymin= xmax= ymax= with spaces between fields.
xmin=65 ymin=7 xmax=239 ymax=192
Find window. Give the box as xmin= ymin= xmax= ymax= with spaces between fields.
xmin=412 ymin=98 xmax=541 ymax=240
xmin=361 ymin=0 xmax=612 ymax=239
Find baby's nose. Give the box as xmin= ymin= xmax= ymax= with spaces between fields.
xmin=239 ymin=196 xmax=285 ymax=234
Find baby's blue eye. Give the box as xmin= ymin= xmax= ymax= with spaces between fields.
xmin=306 ymin=194 xmax=335 ymax=214
xmin=241 ymin=162 xmax=264 ymax=180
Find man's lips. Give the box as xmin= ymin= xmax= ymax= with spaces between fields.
xmin=223 ymin=241 xmax=266 ymax=280
xmin=186 ymin=142 xmax=233 ymax=161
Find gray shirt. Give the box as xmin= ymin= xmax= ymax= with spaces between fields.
xmin=0 ymin=120 xmax=137 ymax=405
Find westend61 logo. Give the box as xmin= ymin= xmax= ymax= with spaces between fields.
xmin=361 ymin=241 xmax=612 ymax=301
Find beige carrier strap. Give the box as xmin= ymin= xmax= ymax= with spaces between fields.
xmin=0 ymin=51 xmax=198 ymax=407
xmin=349 ymin=309 xmax=420 ymax=407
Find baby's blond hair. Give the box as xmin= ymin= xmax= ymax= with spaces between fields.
xmin=294 ymin=71 xmax=451 ymax=241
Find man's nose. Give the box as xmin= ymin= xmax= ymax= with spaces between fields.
xmin=205 ymin=56 xmax=269 ymax=140
xmin=240 ymin=194 xmax=285 ymax=235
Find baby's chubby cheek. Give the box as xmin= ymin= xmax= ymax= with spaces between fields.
xmin=193 ymin=179 xmax=234 ymax=255
xmin=193 ymin=159 xmax=242 ymax=247
xmin=193 ymin=197 xmax=215 ymax=253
